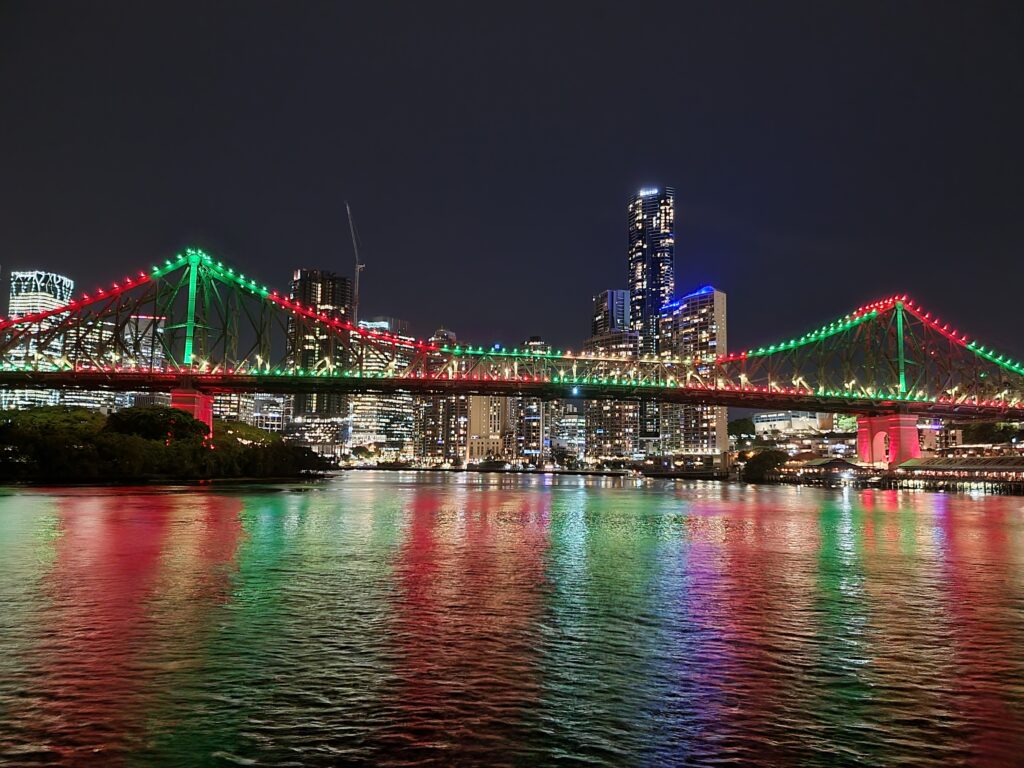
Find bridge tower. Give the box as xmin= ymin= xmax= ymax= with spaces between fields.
xmin=170 ymin=388 xmax=214 ymax=435
xmin=856 ymin=415 xmax=920 ymax=467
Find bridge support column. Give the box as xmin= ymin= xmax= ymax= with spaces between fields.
xmin=170 ymin=388 xmax=214 ymax=435
xmin=857 ymin=414 xmax=920 ymax=467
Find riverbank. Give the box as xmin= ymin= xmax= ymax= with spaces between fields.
xmin=773 ymin=472 xmax=1024 ymax=495
xmin=0 ymin=406 xmax=331 ymax=484
xmin=347 ymin=465 xmax=1024 ymax=494
xmin=4 ymin=474 xmax=331 ymax=489
xmin=345 ymin=465 xmax=636 ymax=478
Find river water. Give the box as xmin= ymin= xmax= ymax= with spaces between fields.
xmin=1 ymin=474 xmax=1022 ymax=766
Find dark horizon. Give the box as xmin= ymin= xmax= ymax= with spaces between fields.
xmin=1 ymin=2 xmax=1021 ymax=353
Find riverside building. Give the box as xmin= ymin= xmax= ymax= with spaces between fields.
xmin=283 ymin=268 xmax=353 ymax=457
xmin=514 ymin=336 xmax=553 ymax=465
xmin=467 ymin=395 xmax=514 ymax=463
xmin=659 ymin=285 xmax=728 ymax=456
xmin=349 ymin=318 xmax=415 ymax=459
xmin=414 ymin=329 xmax=469 ymax=465
xmin=582 ymin=329 xmax=640 ymax=460
xmin=288 ymin=268 xmax=353 ymax=418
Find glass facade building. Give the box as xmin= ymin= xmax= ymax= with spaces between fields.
xmin=288 ymin=268 xmax=353 ymax=418
xmin=349 ymin=318 xmax=415 ymax=459
xmin=2 ymin=270 xmax=74 ymax=410
xmin=513 ymin=336 xmax=553 ymax=465
xmin=591 ymin=289 xmax=629 ymax=336
xmin=627 ymin=188 xmax=675 ymax=354
xmin=627 ymin=187 xmax=675 ymax=443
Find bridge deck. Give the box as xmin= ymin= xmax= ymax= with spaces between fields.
xmin=0 ymin=370 xmax=1018 ymax=420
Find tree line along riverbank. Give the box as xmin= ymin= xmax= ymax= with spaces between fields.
xmin=0 ymin=406 xmax=331 ymax=484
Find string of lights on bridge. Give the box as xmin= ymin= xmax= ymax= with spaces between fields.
xmin=0 ymin=249 xmax=1022 ymax=411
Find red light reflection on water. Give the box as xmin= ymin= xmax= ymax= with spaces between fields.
xmin=938 ymin=495 xmax=1024 ymax=766
xmin=26 ymin=490 xmax=243 ymax=762
xmin=385 ymin=486 xmax=551 ymax=760
xmin=681 ymin=493 xmax=824 ymax=761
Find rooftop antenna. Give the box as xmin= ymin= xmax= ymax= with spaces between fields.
xmin=346 ymin=201 xmax=365 ymax=325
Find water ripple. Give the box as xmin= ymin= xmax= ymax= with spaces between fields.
xmin=0 ymin=478 xmax=1022 ymax=765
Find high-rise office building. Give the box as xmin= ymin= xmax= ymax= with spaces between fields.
xmin=349 ymin=317 xmax=415 ymax=459
xmin=7 ymin=270 xmax=74 ymax=319
xmin=628 ymin=187 xmax=675 ymax=353
xmin=2 ymin=270 xmax=74 ymax=410
xmin=551 ymin=400 xmax=586 ymax=462
xmin=116 ymin=314 xmax=168 ymax=408
xmin=414 ymin=329 xmax=469 ymax=465
xmin=582 ymin=329 xmax=640 ymax=459
xmin=288 ymin=269 xmax=353 ymax=417
xmin=123 ymin=315 xmax=166 ymax=370
xmin=467 ymin=395 xmax=514 ymax=463
xmin=213 ymin=393 xmax=255 ymax=422
xmin=514 ymin=336 xmax=553 ymax=465
xmin=591 ymin=289 xmax=629 ymax=336
xmin=210 ymin=392 xmax=291 ymax=433
xmin=251 ymin=394 xmax=290 ymax=432
xmin=368 ymin=315 xmax=411 ymax=337
xmin=61 ymin=315 xmax=119 ymax=412
xmin=63 ymin=315 xmax=164 ymax=412
xmin=659 ymin=285 xmax=728 ymax=455
xmin=627 ymin=187 xmax=675 ymax=445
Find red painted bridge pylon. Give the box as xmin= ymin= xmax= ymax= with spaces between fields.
xmin=170 ymin=389 xmax=214 ymax=435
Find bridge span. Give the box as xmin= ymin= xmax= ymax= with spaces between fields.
xmin=1 ymin=248 xmax=1022 ymax=466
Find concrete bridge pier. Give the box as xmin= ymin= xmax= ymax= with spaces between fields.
xmin=857 ymin=414 xmax=920 ymax=467
xmin=170 ymin=388 xmax=214 ymax=435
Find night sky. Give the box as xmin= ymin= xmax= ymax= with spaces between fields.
xmin=2 ymin=2 xmax=1022 ymax=354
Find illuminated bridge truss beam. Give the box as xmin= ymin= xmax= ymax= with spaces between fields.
xmin=0 ymin=251 xmax=1022 ymax=420
xmin=713 ymin=297 xmax=1024 ymax=414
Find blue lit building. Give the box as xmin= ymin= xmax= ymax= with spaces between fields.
xmin=659 ymin=285 xmax=728 ymax=455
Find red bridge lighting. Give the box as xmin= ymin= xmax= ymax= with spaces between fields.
xmin=0 ymin=260 xmax=1019 ymax=420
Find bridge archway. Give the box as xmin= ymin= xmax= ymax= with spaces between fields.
xmin=857 ymin=415 xmax=921 ymax=468
xmin=871 ymin=430 xmax=890 ymax=465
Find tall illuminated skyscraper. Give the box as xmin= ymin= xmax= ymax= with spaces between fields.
xmin=627 ymin=186 xmax=675 ymax=444
xmin=288 ymin=268 xmax=353 ymax=417
xmin=627 ymin=187 xmax=675 ymax=354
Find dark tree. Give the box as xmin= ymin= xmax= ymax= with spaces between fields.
xmin=741 ymin=450 xmax=789 ymax=483
xmin=728 ymin=417 xmax=756 ymax=436
xmin=106 ymin=406 xmax=209 ymax=442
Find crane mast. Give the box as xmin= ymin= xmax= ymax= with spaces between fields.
xmin=346 ymin=201 xmax=365 ymax=325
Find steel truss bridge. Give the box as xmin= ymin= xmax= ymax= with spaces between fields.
xmin=2 ymin=249 xmax=1023 ymax=435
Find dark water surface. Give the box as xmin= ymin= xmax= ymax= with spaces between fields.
xmin=1 ymin=474 xmax=1023 ymax=766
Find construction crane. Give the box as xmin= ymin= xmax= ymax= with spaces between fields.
xmin=345 ymin=201 xmax=365 ymax=325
